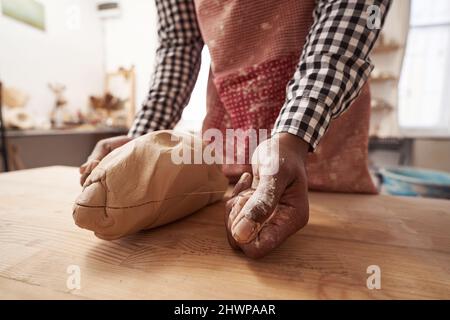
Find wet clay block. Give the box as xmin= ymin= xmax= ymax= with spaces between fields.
xmin=73 ymin=130 xmax=228 ymax=240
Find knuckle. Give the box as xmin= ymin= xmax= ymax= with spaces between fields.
xmin=245 ymin=204 xmax=269 ymax=222
xmin=245 ymin=190 xmax=274 ymax=222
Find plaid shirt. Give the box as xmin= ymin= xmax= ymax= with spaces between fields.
xmin=129 ymin=0 xmax=391 ymax=149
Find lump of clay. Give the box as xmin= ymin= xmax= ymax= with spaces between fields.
xmin=73 ymin=130 xmax=228 ymax=240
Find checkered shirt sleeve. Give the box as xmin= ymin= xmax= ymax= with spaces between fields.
xmin=274 ymin=0 xmax=392 ymax=149
xmin=128 ymin=0 xmax=204 ymax=138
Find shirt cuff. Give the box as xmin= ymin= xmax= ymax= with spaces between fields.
xmin=273 ymin=97 xmax=332 ymax=150
xmin=127 ymin=118 xmax=164 ymax=139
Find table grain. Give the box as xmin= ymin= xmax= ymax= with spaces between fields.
xmin=0 ymin=166 xmax=449 ymax=299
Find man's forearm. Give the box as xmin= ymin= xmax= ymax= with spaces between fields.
xmin=128 ymin=0 xmax=204 ymax=138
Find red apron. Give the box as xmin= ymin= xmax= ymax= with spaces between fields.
xmin=195 ymin=0 xmax=377 ymax=193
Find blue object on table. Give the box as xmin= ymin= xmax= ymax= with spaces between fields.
xmin=379 ymin=167 xmax=450 ymax=199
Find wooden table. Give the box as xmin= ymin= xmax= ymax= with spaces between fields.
xmin=0 ymin=166 xmax=449 ymax=299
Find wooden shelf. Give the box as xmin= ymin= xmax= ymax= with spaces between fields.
xmin=370 ymin=75 xmax=398 ymax=83
xmin=371 ymin=99 xmax=394 ymax=111
xmin=372 ymin=43 xmax=402 ymax=54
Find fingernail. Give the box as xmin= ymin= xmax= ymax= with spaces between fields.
xmin=232 ymin=217 xmax=257 ymax=243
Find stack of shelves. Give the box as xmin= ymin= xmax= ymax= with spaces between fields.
xmin=369 ymin=0 xmax=411 ymax=139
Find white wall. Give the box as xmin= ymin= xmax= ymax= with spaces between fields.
xmin=1 ymin=0 xmax=208 ymax=130
xmin=0 ymin=0 xmax=104 ymax=122
xmin=103 ymin=0 xmax=157 ymax=111
xmin=103 ymin=0 xmax=208 ymax=131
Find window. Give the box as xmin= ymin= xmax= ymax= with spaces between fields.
xmin=399 ymin=0 xmax=450 ymax=136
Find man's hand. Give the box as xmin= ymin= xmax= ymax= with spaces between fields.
xmin=225 ymin=133 xmax=310 ymax=259
xmin=79 ymin=135 xmax=132 ymax=186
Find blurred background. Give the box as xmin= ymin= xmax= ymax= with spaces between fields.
xmin=0 ymin=0 xmax=449 ymax=198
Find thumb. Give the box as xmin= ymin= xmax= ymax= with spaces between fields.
xmin=231 ymin=174 xmax=286 ymax=244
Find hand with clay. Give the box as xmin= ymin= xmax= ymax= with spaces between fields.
xmin=225 ymin=133 xmax=310 ymax=259
xmin=80 ymin=135 xmax=132 ymax=186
